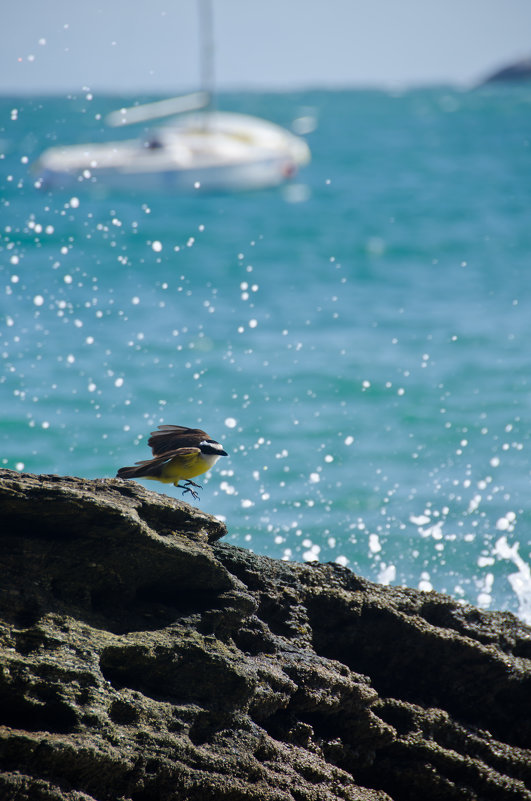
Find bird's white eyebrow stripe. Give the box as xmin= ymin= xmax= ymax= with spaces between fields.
xmin=200 ymin=439 xmax=224 ymax=449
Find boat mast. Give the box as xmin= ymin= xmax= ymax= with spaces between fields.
xmin=198 ymin=0 xmax=215 ymax=121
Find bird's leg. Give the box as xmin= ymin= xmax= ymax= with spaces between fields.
xmin=174 ymin=482 xmax=200 ymax=501
xmin=184 ymin=479 xmax=203 ymax=489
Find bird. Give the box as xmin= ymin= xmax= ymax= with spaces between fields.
xmin=116 ymin=425 xmax=228 ymax=500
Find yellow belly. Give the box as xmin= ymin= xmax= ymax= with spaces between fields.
xmin=156 ymin=455 xmax=209 ymax=483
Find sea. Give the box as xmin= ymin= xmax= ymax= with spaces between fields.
xmin=1 ymin=86 xmax=531 ymax=624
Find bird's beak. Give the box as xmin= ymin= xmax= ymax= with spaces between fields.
xmin=220 ymin=449 xmax=228 ymax=456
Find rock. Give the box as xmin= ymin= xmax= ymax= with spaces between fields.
xmin=0 ymin=469 xmax=530 ymax=801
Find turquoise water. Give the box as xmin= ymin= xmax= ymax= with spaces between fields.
xmin=2 ymin=87 xmax=531 ymax=622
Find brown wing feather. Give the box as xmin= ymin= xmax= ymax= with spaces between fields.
xmin=116 ymin=447 xmax=200 ymax=479
xmin=148 ymin=425 xmax=209 ymax=456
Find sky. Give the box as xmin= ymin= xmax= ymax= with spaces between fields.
xmin=2 ymin=0 xmax=531 ymax=95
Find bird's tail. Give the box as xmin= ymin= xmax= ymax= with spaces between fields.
xmin=116 ymin=465 xmax=140 ymax=479
xmin=116 ymin=458 xmax=162 ymax=479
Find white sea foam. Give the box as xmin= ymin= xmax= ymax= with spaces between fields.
xmin=378 ymin=563 xmax=396 ymax=585
xmin=494 ymin=537 xmax=531 ymax=625
xmin=476 ymin=572 xmax=494 ymax=609
xmin=418 ymin=572 xmax=433 ymax=592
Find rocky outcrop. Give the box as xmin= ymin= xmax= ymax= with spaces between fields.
xmin=482 ymin=56 xmax=531 ymax=84
xmin=0 ymin=469 xmax=530 ymax=801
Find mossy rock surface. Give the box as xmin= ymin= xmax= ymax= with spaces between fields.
xmin=0 ymin=469 xmax=530 ymax=801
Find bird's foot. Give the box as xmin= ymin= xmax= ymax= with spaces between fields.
xmin=184 ymin=480 xmax=203 ymax=489
xmin=175 ymin=482 xmax=201 ymax=501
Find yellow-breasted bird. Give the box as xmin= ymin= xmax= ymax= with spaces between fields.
xmin=116 ymin=424 xmax=227 ymax=500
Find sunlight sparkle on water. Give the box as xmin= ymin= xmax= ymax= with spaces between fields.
xmin=1 ymin=88 xmax=531 ymax=622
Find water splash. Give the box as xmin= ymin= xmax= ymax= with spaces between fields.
xmin=494 ymin=537 xmax=531 ymax=625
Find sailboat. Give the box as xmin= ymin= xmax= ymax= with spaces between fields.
xmin=34 ymin=4 xmax=311 ymax=194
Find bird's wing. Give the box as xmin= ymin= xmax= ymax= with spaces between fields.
xmin=167 ymin=447 xmax=202 ymax=458
xmin=148 ymin=425 xmax=208 ymax=455
xmin=116 ymin=447 xmax=201 ymax=479
xmin=153 ymin=425 xmax=192 ymax=434
xmin=136 ymin=446 xmax=201 ymax=466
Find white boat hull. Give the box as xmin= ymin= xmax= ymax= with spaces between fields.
xmin=34 ymin=111 xmax=310 ymax=194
